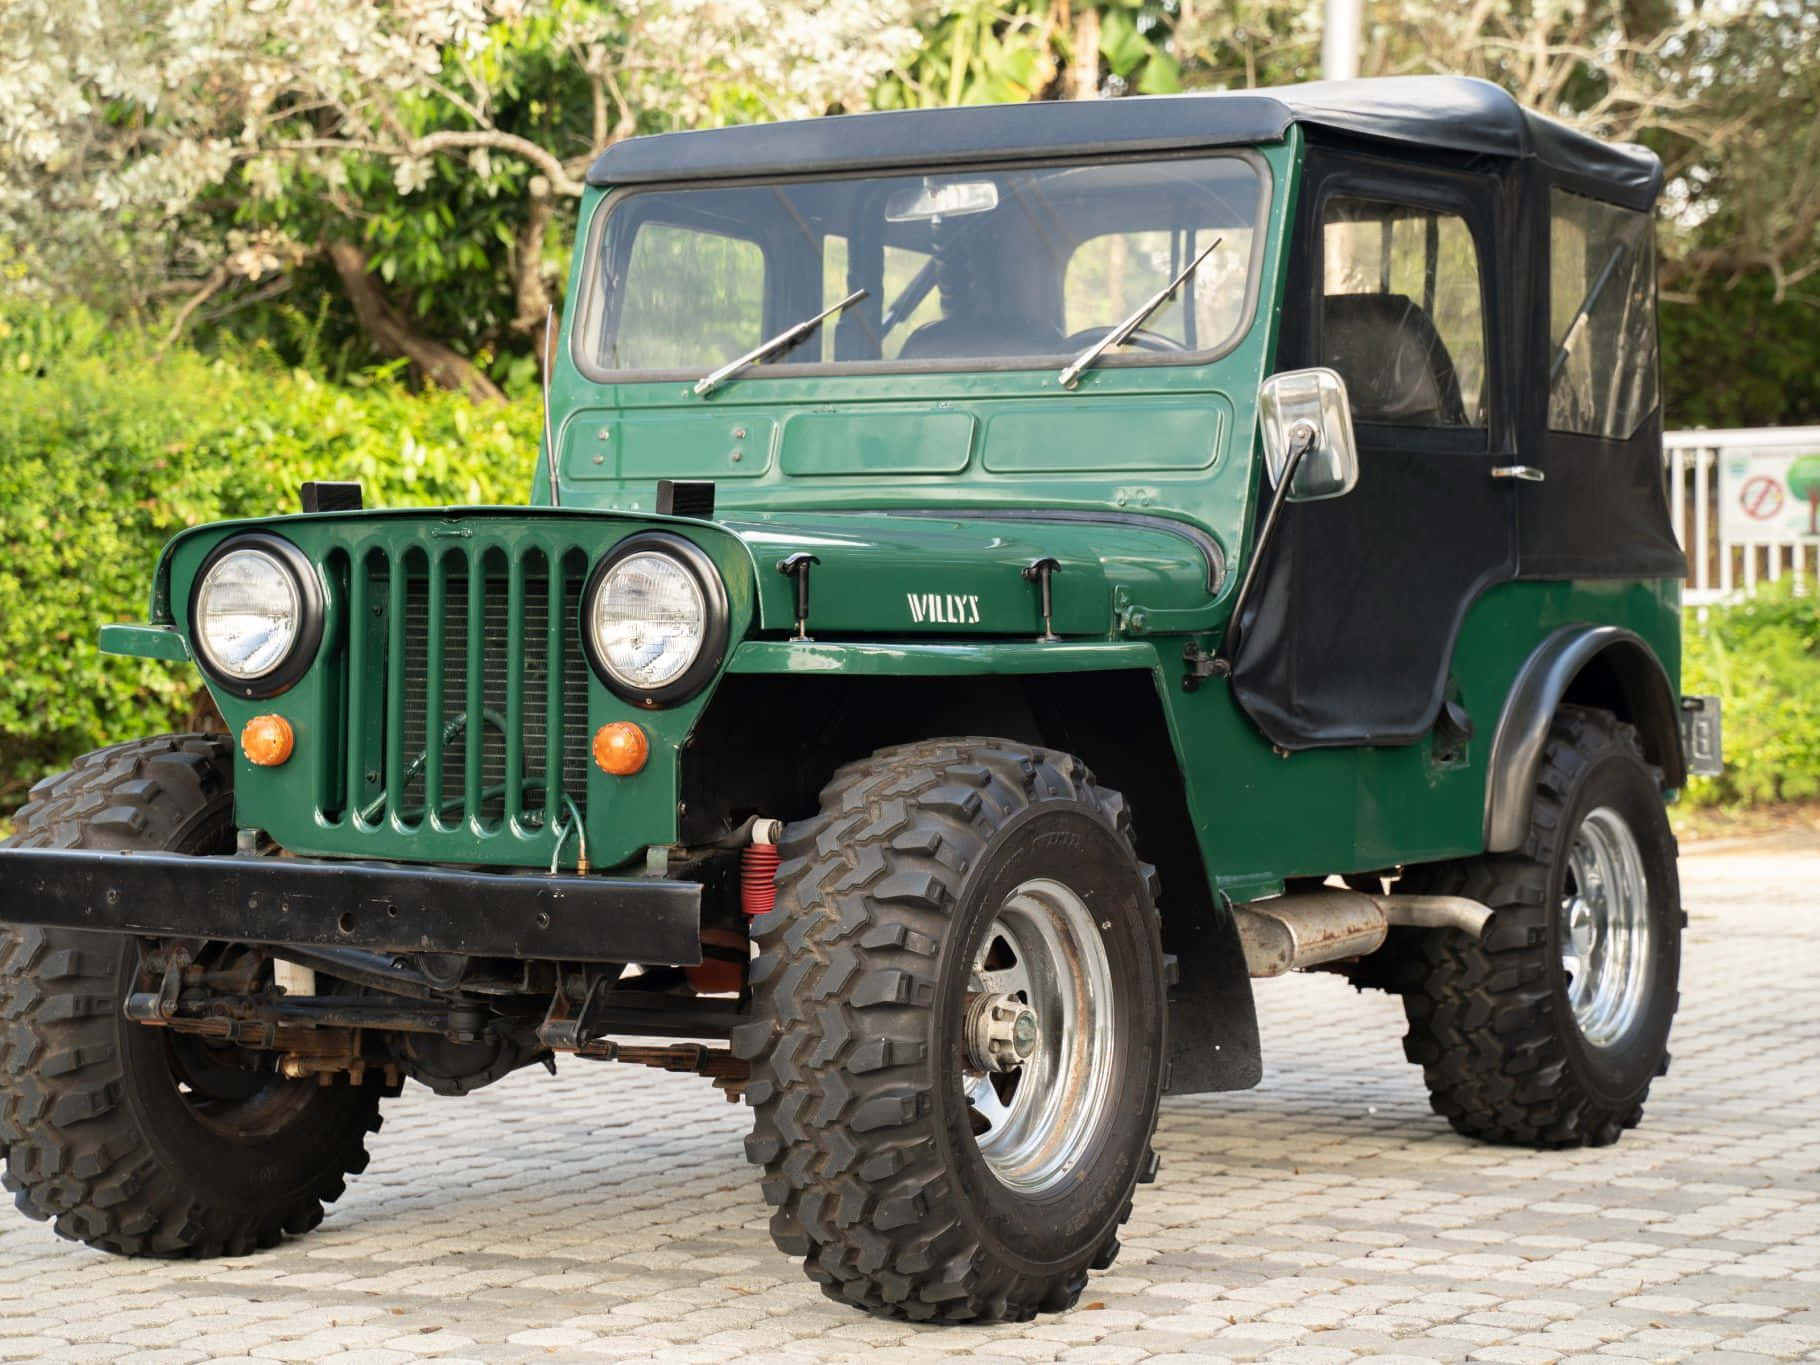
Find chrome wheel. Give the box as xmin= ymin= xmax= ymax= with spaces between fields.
xmin=1561 ymin=806 xmax=1653 ymax=1047
xmin=962 ymin=878 xmax=1117 ymax=1194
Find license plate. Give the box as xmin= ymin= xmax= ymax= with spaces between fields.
xmin=1679 ymin=695 xmax=1723 ymax=777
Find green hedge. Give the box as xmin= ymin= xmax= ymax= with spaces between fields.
xmin=3 ymin=305 xmax=1816 ymax=822
xmin=1681 ymin=583 xmax=1820 ymax=806
xmin=0 ymin=306 xmax=536 ymax=814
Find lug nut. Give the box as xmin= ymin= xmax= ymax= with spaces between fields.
xmin=966 ymin=993 xmax=1040 ymax=1074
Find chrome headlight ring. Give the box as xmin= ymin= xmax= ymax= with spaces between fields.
xmin=187 ymin=534 xmax=324 ymax=700
xmin=581 ymin=532 xmax=730 ymax=708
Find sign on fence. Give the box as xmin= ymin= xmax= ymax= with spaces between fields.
xmin=1719 ymin=446 xmax=1820 ymax=542
xmin=1667 ymin=426 xmax=1820 ymax=603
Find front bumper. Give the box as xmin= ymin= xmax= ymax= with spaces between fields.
xmin=0 ymin=848 xmax=701 ymax=965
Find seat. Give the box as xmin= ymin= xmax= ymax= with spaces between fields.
xmin=897 ymin=313 xmax=1062 ymax=361
xmin=1321 ymin=293 xmax=1467 ymax=426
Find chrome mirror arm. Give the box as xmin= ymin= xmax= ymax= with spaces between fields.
xmin=1216 ymin=421 xmax=1317 ymax=670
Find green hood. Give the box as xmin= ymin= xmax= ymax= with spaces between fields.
xmin=725 ymin=509 xmax=1226 ymax=639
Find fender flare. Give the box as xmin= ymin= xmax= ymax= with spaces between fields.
xmin=1484 ymin=625 xmax=1686 ymax=852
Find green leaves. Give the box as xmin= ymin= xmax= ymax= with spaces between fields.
xmin=1683 ymin=583 xmax=1820 ymax=807
xmin=0 ymin=303 xmax=535 ymax=815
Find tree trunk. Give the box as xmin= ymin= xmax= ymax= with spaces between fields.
xmin=324 ymin=241 xmax=505 ymax=405
xmin=1070 ymin=8 xmax=1101 ymax=100
xmin=510 ymin=178 xmax=556 ymax=338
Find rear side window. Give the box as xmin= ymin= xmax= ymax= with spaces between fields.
xmin=1548 ymin=191 xmax=1658 ymax=439
xmin=1320 ymin=198 xmax=1487 ymax=427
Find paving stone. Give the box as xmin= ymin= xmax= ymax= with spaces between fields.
xmin=0 ymin=851 xmax=1815 ymax=1360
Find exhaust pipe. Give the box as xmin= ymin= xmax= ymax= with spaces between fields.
xmin=1233 ymin=888 xmax=1492 ymax=978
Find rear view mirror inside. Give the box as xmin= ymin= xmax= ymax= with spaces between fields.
xmin=885 ymin=178 xmax=1000 ymax=222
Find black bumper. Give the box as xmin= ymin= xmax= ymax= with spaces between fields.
xmin=0 ymin=848 xmax=701 ymax=965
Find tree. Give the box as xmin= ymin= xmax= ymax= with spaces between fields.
xmin=1171 ymin=2 xmax=1820 ymax=301
xmin=878 ymin=2 xmax=1181 ymax=108
xmin=1790 ymin=454 xmax=1820 ymax=537
xmin=0 ymin=0 xmax=928 ymax=396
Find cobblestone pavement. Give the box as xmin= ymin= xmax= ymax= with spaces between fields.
xmin=2 ymin=846 xmax=1817 ymax=1364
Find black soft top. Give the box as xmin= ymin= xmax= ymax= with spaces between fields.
xmin=588 ymin=76 xmax=1662 ymax=210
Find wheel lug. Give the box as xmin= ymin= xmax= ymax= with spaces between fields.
xmin=966 ymin=993 xmax=1040 ymax=1073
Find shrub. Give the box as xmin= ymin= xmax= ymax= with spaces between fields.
xmin=0 ymin=304 xmax=538 ymax=815
xmin=1681 ymin=583 xmax=1820 ymax=806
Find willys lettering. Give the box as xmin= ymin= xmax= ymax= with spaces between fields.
xmin=906 ymin=592 xmax=982 ymax=625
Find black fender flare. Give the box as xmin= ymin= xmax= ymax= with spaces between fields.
xmin=1483 ymin=625 xmax=1686 ymax=852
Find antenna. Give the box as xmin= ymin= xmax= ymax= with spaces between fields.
xmin=542 ymin=306 xmax=562 ymax=508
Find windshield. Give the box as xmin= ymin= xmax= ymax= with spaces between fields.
xmin=575 ymin=154 xmax=1266 ymax=379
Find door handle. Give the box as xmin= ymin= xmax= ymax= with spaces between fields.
xmin=1491 ymin=465 xmax=1545 ymax=483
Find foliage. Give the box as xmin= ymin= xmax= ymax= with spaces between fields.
xmin=0 ymin=304 xmax=535 ymax=814
xmin=1658 ymin=271 xmax=1820 ymax=429
xmin=1682 ymin=584 xmax=1820 ymax=806
xmin=0 ymin=0 xmax=929 ymax=388
xmin=878 ymin=2 xmax=1179 ymax=107
xmin=8 ymin=1 xmax=1819 ymax=427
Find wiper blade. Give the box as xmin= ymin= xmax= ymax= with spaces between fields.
xmin=693 ymin=288 xmax=868 ymax=398
xmin=1058 ymin=236 xmax=1221 ymax=390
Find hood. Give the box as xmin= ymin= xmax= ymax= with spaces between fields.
xmin=723 ymin=509 xmax=1226 ymax=639
xmin=147 ymin=504 xmax=1226 ymax=643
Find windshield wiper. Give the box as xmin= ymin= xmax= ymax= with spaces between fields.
xmin=1058 ymin=236 xmax=1221 ymax=390
xmin=693 ymin=288 xmax=868 ymax=398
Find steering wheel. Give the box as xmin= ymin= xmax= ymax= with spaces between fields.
xmin=1059 ymin=326 xmax=1185 ymax=354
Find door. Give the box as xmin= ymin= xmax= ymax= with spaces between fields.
xmin=1231 ymin=147 xmax=1517 ymax=749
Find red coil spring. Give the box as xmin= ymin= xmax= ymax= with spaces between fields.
xmin=741 ymin=842 xmax=780 ymax=917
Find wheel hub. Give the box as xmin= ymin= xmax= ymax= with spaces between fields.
xmin=961 ymin=879 xmax=1117 ymax=1194
xmin=1561 ymin=805 xmax=1652 ymax=1048
xmin=965 ymin=992 xmax=1040 ymax=1073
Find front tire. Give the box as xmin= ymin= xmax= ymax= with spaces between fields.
xmin=738 ymin=738 xmax=1166 ymax=1322
xmin=0 ymin=735 xmax=384 ymax=1256
xmin=1399 ymin=707 xmax=1681 ymax=1147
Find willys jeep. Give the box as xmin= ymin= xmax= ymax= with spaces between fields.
xmin=0 ymin=76 xmax=1720 ymax=1322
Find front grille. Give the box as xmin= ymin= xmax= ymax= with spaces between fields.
xmin=325 ymin=543 xmax=590 ymax=836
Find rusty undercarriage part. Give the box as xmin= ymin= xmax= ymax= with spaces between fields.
xmin=120 ymin=939 xmax=753 ymax=1095
xmin=574 ymin=1039 xmax=750 ymax=1101
xmin=1234 ymin=889 xmax=1494 ymax=977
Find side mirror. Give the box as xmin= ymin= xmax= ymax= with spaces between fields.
xmin=1258 ymin=367 xmax=1359 ymax=502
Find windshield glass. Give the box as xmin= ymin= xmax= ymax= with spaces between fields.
xmin=575 ymin=154 xmax=1265 ymax=379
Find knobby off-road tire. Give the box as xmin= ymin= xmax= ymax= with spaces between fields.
xmin=0 ymin=735 xmax=383 ymax=1256
xmin=1398 ymin=706 xmax=1681 ymax=1147
xmin=738 ymin=738 xmax=1167 ymax=1322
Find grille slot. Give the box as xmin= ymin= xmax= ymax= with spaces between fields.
xmin=330 ymin=544 xmax=589 ymax=837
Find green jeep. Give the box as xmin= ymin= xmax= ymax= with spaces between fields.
xmin=0 ymin=76 xmax=1720 ymax=1322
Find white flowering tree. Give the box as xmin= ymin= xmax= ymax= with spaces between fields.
xmin=1 ymin=0 xmax=927 ymax=398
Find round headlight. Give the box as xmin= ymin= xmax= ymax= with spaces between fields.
xmin=582 ymin=535 xmax=729 ymax=706
xmin=189 ymin=536 xmax=321 ymax=697
xmin=591 ymin=552 xmax=706 ymax=689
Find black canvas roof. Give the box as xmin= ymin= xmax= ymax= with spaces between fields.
xmin=588 ymin=76 xmax=1662 ymax=210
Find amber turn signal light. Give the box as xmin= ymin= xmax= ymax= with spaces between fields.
xmin=241 ymin=714 xmax=294 ymax=767
xmin=592 ymin=721 xmax=649 ymax=776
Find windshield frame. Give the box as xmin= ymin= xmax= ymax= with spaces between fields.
xmin=569 ymin=147 xmax=1274 ymax=387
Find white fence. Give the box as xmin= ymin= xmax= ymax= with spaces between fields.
xmin=1665 ymin=426 xmax=1820 ymax=606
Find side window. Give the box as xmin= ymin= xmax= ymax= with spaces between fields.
xmin=612 ymin=223 xmax=765 ymax=371
xmin=1064 ymin=227 xmax=1254 ymax=348
xmin=1320 ymin=197 xmax=1487 ymax=427
xmin=1549 ymin=190 xmax=1658 ymax=438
